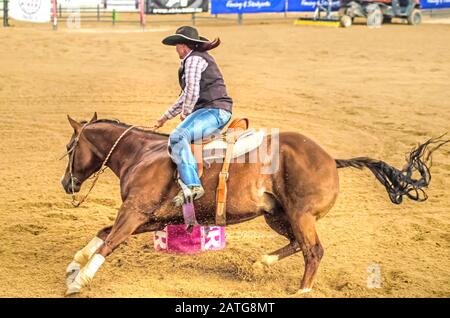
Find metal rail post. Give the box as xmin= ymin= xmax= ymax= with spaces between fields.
xmin=52 ymin=0 xmax=57 ymax=30
xmin=3 ymin=0 xmax=10 ymax=27
xmin=237 ymin=13 xmax=243 ymax=25
xmin=139 ymin=0 xmax=145 ymax=28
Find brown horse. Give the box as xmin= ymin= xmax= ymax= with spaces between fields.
xmin=61 ymin=113 xmax=448 ymax=296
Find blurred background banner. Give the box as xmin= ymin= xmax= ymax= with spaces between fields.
xmin=286 ymin=0 xmax=340 ymax=12
xmin=9 ymin=0 xmax=51 ymax=22
xmin=211 ymin=0 xmax=285 ymax=14
xmin=420 ymin=0 xmax=450 ymax=9
xmin=211 ymin=0 xmax=341 ymax=14
xmin=211 ymin=0 xmax=450 ymax=13
xmin=145 ymin=0 xmax=208 ymax=14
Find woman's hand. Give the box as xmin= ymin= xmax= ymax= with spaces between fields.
xmin=153 ymin=115 xmax=167 ymax=130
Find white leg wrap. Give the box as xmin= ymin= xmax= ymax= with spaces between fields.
xmin=66 ymin=261 xmax=81 ymax=273
xmin=73 ymin=237 xmax=104 ymax=266
xmin=66 ymin=261 xmax=81 ymax=287
xmin=261 ymin=254 xmax=279 ymax=266
xmin=66 ymin=254 xmax=105 ymax=296
xmin=81 ymin=254 xmax=105 ymax=282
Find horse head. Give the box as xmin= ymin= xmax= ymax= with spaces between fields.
xmin=61 ymin=112 xmax=101 ymax=194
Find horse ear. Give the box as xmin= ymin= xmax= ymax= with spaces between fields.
xmin=67 ymin=115 xmax=82 ymax=132
xmin=90 ymin=112 xmax=97 ymax=123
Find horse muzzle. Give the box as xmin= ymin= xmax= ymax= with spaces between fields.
xmin=61 ymin=175 xmax=81 ymax=194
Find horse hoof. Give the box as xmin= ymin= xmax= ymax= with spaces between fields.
xmin=298 ymin=288 xmax=312 ymax=294
xmin=65 ymin=282 xmax=82 ymax=296
xmin=66 ymin=262 xmax=81 ymax=287
xmin=252 ymin=261 xmax=265 ymax=272
xmin=65 ymin=286 xmax=81 ymax=296
xmin=261 ymin=254 xmax=279 ymax=267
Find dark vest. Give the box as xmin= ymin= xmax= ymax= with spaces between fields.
xmin=178 ymin=50 xmax=233 ymax=113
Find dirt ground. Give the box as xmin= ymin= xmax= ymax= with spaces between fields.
xmin=0 ymin=16 xmax=449 ymax=298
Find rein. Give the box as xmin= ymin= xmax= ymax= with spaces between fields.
xmin=63 ymin=123 xmax=137 ymax=207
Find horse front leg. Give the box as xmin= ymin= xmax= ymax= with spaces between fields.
xmin=65 ymin=225 xmax=114 ymax=287
xmin=65 ymin=201 xmax=150 ymax=296
xmin=65 ymin=238 xmax=104 ymax=287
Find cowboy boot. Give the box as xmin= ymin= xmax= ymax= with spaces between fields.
xmin=173 ymin=185 xmax=205 ymax=207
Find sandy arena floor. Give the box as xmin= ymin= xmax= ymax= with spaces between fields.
xmin=0 ymin=17 xmax=449 ymax=298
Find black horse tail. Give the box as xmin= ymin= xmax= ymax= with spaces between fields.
xmin=335 ymin=134 xmax=449 ymax=204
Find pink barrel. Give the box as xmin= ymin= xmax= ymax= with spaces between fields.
xmin=154 ymin=225 xmax=226 ymax=254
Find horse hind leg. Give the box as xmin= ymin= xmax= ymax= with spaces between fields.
xmin=258 ymin=241 xmax=300 ymax=267
xmin=290 ymin=211 xmax=324 ymax=294
xmin=254 ymin=212 xmax=301 ymax=269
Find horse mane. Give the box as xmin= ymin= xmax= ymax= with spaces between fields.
xmin=81 ymin=118 xmax=170 ymax=137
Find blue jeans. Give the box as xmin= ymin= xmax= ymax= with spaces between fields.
xmin=169 ymin=108 xmax=232 ymax=186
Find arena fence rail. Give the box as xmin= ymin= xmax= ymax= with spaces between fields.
xmin=422 ymin=8 xmax=450 ymax=18
xmin=52 ymin=0 xmax=145 ymax=28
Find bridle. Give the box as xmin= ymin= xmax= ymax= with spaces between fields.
xmin=60 ymin=122 xmax=136 ymax=207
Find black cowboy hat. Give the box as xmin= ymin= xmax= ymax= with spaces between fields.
xmin=162 ymin=26 xmax=210 ymax=46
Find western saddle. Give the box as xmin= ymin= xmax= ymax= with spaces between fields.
xmin=189 ymin=118 xmax=249 ymax=226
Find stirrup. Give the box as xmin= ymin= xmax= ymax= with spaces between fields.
xmin=174 ymin=179 xmax=204 ymax=206
xmin=172 ymin=187 xmax=205 ymax=207
xmin=173 ymin=190 xmax=187 ymax=207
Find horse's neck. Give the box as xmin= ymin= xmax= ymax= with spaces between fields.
xmin=86 ymin=123 xmax=166 ymax=178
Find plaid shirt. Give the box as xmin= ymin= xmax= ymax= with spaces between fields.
xmin=164 ymin=51 xmax=208 ymax=119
